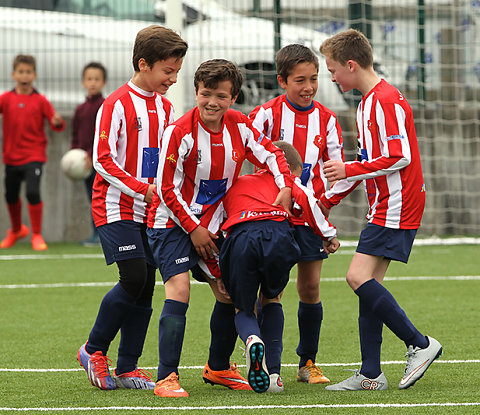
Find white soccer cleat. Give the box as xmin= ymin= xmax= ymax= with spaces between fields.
xmin=325 ymin=370 xmax=388 ymax=391
xmin=399 ymin=335 xmax=442 ymax=389
xmin=267 ymin=373 xmax=284 ymax=392
xmin=245 ymin=334 xmax=269 ymax=393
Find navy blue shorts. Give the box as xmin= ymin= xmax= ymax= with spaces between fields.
xmin=356 ymin=223 xmax=417 ymax=263
xmin=97 ymin=220 xmax=155 ymax=267
xmin=294 ymin=225 xmax=328 ymax=261
xmin=146 ymin=225 xmax=200 ymax=283
xmin=220 ymin=220 xmax=301 ymax=313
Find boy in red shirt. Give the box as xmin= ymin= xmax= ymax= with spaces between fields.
xmin=319 ymin=29 xmax=442 ymax=391
xmin=218 ymin=141 xmax=340 ymax=393
xmin=71 ymin=62 xmax=107 ymax=246
xmin=0 ymin=54 xmax=65 ymax=251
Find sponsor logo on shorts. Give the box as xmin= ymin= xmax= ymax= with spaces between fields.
xmin=118 ymin=244 xmax=136 ymax=252
xmin=175 ymin=256 xmax=189 ymax=264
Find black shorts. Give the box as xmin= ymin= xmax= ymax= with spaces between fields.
xmin=356 ymin=223 xmax=417 ymax=263
xmin=220 ymin=220 xmax=300 ymax=313
xmin=294 ymin=224 xmax=328 ymax=261
xmin=97 ymin=220 xmax=155 ymax=266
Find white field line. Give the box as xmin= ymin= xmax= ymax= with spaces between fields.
xmin=1 ymin=359 xmax=479 ymax=372
xmin=0 ymin=236 xmax=479 ymax=262
xmin=1 ymin=275 xmax=479 ymax=289
xmin=1 ymin=402 xmax=480 ymax=411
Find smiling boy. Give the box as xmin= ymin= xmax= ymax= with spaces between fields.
xmin=249 ymin=44 xmax=344 ymax=384
xmin=147 ymin=59 xmax=293 ymax=397
xmin=77 ymin=25 xmax=188 ymax=391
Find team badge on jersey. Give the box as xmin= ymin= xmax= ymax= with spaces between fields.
xmin=99 ymin=130 xmax=108 ymax=141
xmin=314 ymin=134 xmax=326 ymax=152
xmin=166 ymin=154 xmax=177 ymax=164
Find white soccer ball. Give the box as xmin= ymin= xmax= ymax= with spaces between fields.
xmin=60 ymin=148 xmax=92 ymax=180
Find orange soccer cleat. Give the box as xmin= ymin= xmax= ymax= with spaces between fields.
xmin=154 ymin=372 xmax=189 ymax=397
xmin=203 ymin=361 xmax=251 ymax=390
xmin=31 ymin=233 xmax=48 ymax=251
xmin=0 ymin=224 xmax=29 ymax=248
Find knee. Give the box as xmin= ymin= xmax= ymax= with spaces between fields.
xmin=26 ymin=191 xmax=41 ymax=205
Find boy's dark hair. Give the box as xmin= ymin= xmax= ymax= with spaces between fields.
xmin=132 ymin=25 xmax=188 ymax=71
xmin=194 ymin=59 xmax=243 ymax=98
xmin=319 ymin=29 xmax=373 ymax=69
xmin=82 ymin=62 xmax=108 ymax=82
xmin=273 ymin=141 xmax=303 ymax=173
xmin=276 ymin=44 xmax=319 ymax=83
xmin=13 ymin=54 xmax=36 ymax=71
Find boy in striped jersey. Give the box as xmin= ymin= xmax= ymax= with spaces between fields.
xmin=77 ymin=25 xmax=188 ymax=391
xmin=147 ymin=59 xmax=294 ymax=397
xmin=249 ymin=44 xmax=344 ymax=384
xmin=319 ymin=29 xmax=442 ymax=391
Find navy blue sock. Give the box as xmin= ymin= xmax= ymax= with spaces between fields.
xmin=208 ymin=301 xmax=237 ymax=371
xmin=157 ymin=299 xmax=188 ymax=381
xmin=296 ymin=301 xmax=323 ymax=368
xmin=234 ymin=310 xmax=261 ymax=343
xmin=355 ymin=279 xmax=428 ymax=349
xmin=358 ymin=298 xmax=383 ymax=378
xmin=256 ymin=298 xmax=263 ymax=326
xmin=260 ymin=303 xmax=284 ymax=375
xmin=87 ymin=283 xmax=135 ymax=355
xmin=116 ymin=299 xmax=153 ymax=374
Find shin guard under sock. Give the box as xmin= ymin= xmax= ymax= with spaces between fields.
xmin=7 ymin=200 xmax=22 ymax=232
xmin=260 ymin=303 xmax=284 ymax=375
xmin=358 ymin=298 xmax=383 ymax=378
xmin=355 ymin=279 xmax=428 ymax=349
xmin=28 ymin=202 xmax=43 ymax=234
xmin=296 ymin=301 xmax=323 ymax=367
xmin=157 ymin=299 xmax=188 ymax=381
xmin=86 ymin=283 xmax=135 ymax=355
xmin=208 ymin=301 xmax=237 ymax=371
xmin=116 ymin=299 xmax=153 ymax=374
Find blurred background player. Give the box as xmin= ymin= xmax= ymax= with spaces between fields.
xmin=319 ymin=29 xmax=442 ymax=391
xmin=218 ymin=141 xmax=340 ymax=393
xmin=147 ymin=59 xmax=293 ymax=398
xmin=0 ymin=54 xmax=65 ymax=251
xmin=249 ymin=43 xmax=344 ymax=384
xmin=77 ymin=26 xmax=188 ymax=391
xmin=71 ymin=61 xmax=107 ymax=246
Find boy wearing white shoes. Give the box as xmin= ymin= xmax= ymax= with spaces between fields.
xmin=319 ymin=29 xmax=442 ymax=391
xmin=217 ymin=141 xmax=340 ymax=393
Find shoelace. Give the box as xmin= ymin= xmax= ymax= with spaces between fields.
xmin=306 ymin=362 xmax=325 ymax=376
xmin=229 ymin=362 xmax=240 ymax=374
xmin=90 ymin=353 xmax=113 ymax=378
xmin=131 ymin=368 xmax=153 ymax=381
xmin=403 ymin=346 xmax=419 ymax=372
xmin=162 ymin=374 xmax=181 ymax=389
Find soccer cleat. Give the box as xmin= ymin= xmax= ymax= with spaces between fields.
xmin=154 ymin=372 xmax=189 ymax=397
xmin=267 ymin=373 xmax=284 ymax=393
xmin=325 ymin=370 xmax=388 ymax=391
xmin=31 ymin=233 xmax=48 ymax=251
xmin=203 ymin=362 xmax=251 ymax=390
xmin=297 ymin=359 xmax=330 ymax=384
xmin=0 ymin=224 xmax=29 ymax=248
xmin=77 ymin=342 xmax=116 ymax=390
xmin=399 ymin=335 xmax=442 ymax=390
xmin=113 ymin=368 xmax=156 ymax=390
xmin=245 ymin=334 xmax=269 ymax=393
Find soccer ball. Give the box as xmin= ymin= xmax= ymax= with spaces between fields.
xmin=60 ymin=148 xmax=92 ymax=180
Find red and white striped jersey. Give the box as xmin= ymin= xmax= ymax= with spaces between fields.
xmin=148 ymin=107 xmax=292 ymax=233
xmin=92 ymin=81 xmax=174 ymax=227
xmin=249 ymin=94 xmax=344 ymax=200
xmin=221 ymin=170 xmax=337 ymax=241
xmin=321 ymin=79 xmax=425 ymax=229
